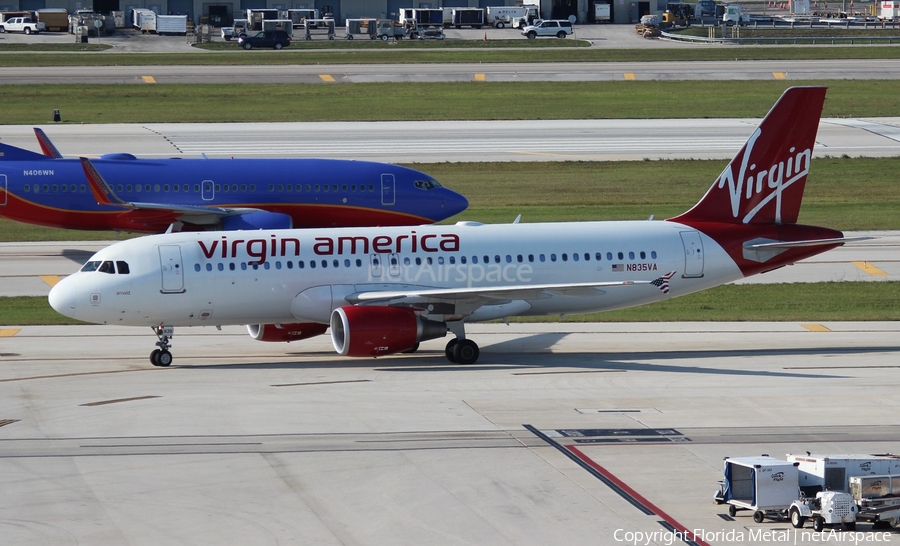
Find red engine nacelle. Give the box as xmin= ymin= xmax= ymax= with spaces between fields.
xmin=247 ymin=322 xmax=328 ymax=342
xmin=330 ymin=306 xmax=447 ymax=357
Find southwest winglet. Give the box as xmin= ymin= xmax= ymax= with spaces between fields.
xmin=80 ymin=157 xmax=129 ymax=208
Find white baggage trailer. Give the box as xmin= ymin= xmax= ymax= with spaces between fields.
xmin=718 ymin=456 xmax=800 ymax=523
xmin=787 ymin=453 xmax=900 ymax=495
xmin=157 ymin=14 xmax=187 ymax=35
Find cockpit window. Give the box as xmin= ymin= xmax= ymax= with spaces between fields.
xmin=414 ymin=179 xmax=442 ymax=190
xmin=81 ymin=260 xmax=130 ymax=274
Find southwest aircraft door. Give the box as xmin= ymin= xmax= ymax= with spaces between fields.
xmin=0 ymin=175 xmax=6 ymax=206
xmin=159 ymin=245 xmax=185 ymax=293
xmin=680 ymin=231 xmax=704 ymax=278
xmin=202 ymin=180 xmax=215 ymax=201
xmin=369 ymin=254 xmax=382 ymax=278
xmin=381 ymin=174 xmax=395 ymax=206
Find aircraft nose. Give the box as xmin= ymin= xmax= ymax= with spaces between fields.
xmin=48 ymin=277 xmax=78 ymax=319
xmin=445 ymin=190 xmax=469 ymax=217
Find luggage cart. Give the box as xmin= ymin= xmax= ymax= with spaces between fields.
xmin=344 ymin=18 xmax=376 ymax=40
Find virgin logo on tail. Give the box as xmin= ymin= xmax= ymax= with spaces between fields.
xmin=670 ymin=87 xmax=826 ymax=227
xmin=718 ymin=128 xmax=812 ymax=224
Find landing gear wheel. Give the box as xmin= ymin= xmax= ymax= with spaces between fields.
xmin=753 ymin=511 xmax=765 ymax=524
xmin=452 ymin=339 xmax=480 ymax=365
xmin=151 ymin=324 xmax=174 ymax=367
xmin=156 ymin=350 xmax=172 ymax=367
xmin=445 ymin=339 xmax=458 ymax=363
xmin=790 ymin=508 xmax=806 ymax=528
xmin=728 ymin=505 xmax=737 ymax=517
xmin=813 ymin=516 xmax=824 ymax=532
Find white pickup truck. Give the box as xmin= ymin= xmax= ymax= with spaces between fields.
xmin=0 ymin=17 xmax=46 ymax=34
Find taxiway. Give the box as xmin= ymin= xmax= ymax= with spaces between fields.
xmin=1 ymin=321 xmax=899 ymax=545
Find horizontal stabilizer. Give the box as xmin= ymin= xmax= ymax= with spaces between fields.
xmin=0 ymin=142 xmax=49 ymax=161
xmin=743 ymin=236 xmax=873 ymax=250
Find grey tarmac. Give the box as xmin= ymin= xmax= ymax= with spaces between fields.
xmin=1 ymin=321 xmax=899 ymax=545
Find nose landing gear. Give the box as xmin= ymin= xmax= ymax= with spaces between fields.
xmin=150 ymin=324 xmax=174 ymax=367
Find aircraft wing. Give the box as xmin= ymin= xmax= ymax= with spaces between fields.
xmin=79 ymin=157 xmax=271 ymax=226
xmin=349 ymin=280 xmax=651 ymax=307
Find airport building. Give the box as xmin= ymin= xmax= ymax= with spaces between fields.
xmin=0 ymin=0 xmax=661 ymax=28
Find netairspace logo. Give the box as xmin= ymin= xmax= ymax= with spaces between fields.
xmin=613 ymin=528 xmax=894 ymax=545
xmin=369 ymin=261 xmax=534 ymax=286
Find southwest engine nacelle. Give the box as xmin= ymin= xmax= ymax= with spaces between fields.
xmin=247 ymin=322 xmax=328 ymax=342
xmin=222 ymin=211 xmax=293 ymax=231
xmin=330 ymin=306 xmax=447 ymax=357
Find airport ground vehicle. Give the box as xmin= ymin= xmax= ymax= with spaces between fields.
xmin=485 ymin=5 xmax=528 ymax=28
xmin=344 ymin=18 xmax=376 ymax=39
xmin=238 ymin=29 xmax=291 ymax=49
xmin=723 ymin=4 xmax=752 ymax=25
xmin=0 ymin=16 xmax=45 ymax=33
xmin=789 ymin=491 xmax=857 ymax=531
xmin=132 ymin=8 xmax=156 ymax=32
xmin=444 ymin=7 xmax=484 ymax=29
xmin=521 ymin=19 xmax=573 ymax=39
xmin=399 ymin=8 xmax=444 ymax=39
xmin=157 ymin=14 xmax=187 ymax=35
xmin=36 ymin=8 xmax=68 ymax=31
xmin=851 ymin=475 xmax=900 ymax=529
xmin=717 ymin=456 xmax=801 ymax=522
xmin=662 ymin=2 xmax=692 ymax=27
xmin=376 ymin=19 xmax=408 ymax=40
xmin=787 ymin=453 xmax=900 ymax=495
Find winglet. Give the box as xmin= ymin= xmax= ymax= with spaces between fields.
xmin=34 ymin=128 xmax=64 ymax=158
xmin=670 ymin=86 xmax=827 ymax=226
xmin=80 ymin=157 xmax=129 ymax=208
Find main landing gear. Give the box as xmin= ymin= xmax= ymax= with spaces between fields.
xmin=443 ymin=321 xmax=480 ymax=364
xmin=150 ymin=324 xmax=174 ymax=367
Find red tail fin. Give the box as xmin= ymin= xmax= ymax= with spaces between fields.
xmin=670 ymin=87 xmax=826 ymax=226
xmin=33 ymin=128 xmax=64 ymax=159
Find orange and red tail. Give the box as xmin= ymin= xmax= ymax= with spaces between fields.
xmin=670 ymin=87 xmax=826 ymax=226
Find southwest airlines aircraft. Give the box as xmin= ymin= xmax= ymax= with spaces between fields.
xmin=50 ymin=87 xmax=852 ymax=367
xmin=0 ymin=129 xmax=468 ymax=232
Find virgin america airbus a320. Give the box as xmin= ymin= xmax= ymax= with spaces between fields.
xmin=50 ymin=87 xmax=856 ymax=367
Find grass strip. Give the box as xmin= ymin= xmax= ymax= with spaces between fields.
xmin=2 ymin=80 xmax=900 ymax=124
xmin=4 ymin=282 xmax=898 ymax=326
xmin=4 ymin=43 xmax=900 ymax=65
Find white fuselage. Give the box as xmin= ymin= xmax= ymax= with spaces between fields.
xmin=49 ymin=220 xmax=740 ymax=328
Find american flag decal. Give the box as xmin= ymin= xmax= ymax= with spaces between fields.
xmin=651 ymin=271 xmax=676 ymax=294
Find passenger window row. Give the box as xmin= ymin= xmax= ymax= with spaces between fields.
xmin=191 ymin=250 xmax=659 ymax=272
xmin=266 ymin=183 xmax=375 ymax=193
xmin=23 ymin=184 xmax=87 ymax=194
